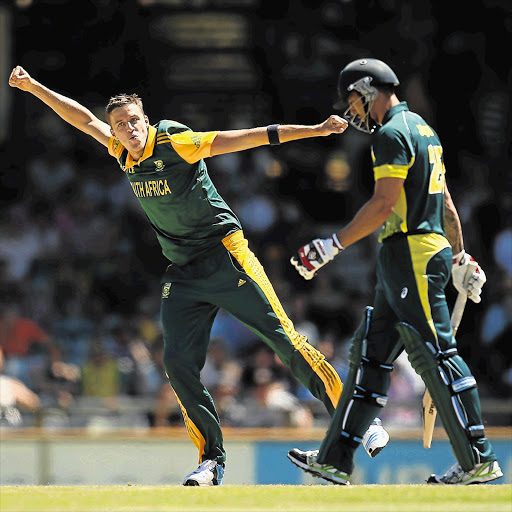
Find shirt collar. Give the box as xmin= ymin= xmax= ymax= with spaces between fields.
xmin=125 ymin=125 xmax=157 ymax=168
xmin=381 ymin=101 xmax=409 ymax=126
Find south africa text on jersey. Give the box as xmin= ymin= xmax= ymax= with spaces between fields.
xmin=130 ymin=179 xmax=172 ymax=198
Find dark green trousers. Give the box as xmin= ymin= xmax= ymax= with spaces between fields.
xmin=318 ymin=233 xmax=496 ymax=473
xmin=160 ymin=231 xmax=343 ymax=464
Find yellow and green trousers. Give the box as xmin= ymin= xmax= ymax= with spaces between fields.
xmin=160 ymin=231 xmax=342 ymax=464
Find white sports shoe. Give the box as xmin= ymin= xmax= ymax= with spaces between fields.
xmin=427 ymin=460 xmax=503 ymax=485
xmin=287 ymin=448 xmax=350 ymax=485
xmin=362 ymin=418 xmax=390 ymax=458
xmin=183 ymin=459 xmax=225 ymax=486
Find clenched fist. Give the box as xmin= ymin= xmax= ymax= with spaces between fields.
xmin=9 ymin=66 xmax=34 ymax=92
xmin=317 ymin=115 xmax=349 ymax=136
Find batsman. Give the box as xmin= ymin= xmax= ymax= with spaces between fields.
xmin=287 ymin=58 xmax=503 ymax=485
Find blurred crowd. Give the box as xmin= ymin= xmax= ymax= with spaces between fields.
xmin=0 ymin=113 xmax=510 ymax=432
xmin=1 ymin=0 xmax=511 ymax=431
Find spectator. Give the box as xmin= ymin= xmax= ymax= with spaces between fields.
xmin=27 ymin=151 xmax=76 ymax=201
xmin=201 ymin=337 xmax=242 ymax=393
xmin=384 ymin=352 xmax=424 ymax=429
xmin=240 ymin=344 xmax=313 ymax=428
xmin=0 ymin=304 xmax=59 ymax=360
xmin=81 ymin=342 xmax=121 ymax=399
xmin=108 ymin=324 xmax=158 ymax=396
xmin=0 ymin=204 xmax=45 ymax=281
xmin=52 ymin=300 xmax=95 ymax=367
xmin=0 ymin=303 xmax=61 ymax=389
xmin=0 ymin=347 xmax=40 ymax=427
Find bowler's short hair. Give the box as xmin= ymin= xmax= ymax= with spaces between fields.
xmin=105 ymin=93 xmax=144 ymax=124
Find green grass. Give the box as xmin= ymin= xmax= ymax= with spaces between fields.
xmin=0 ymin=485 xmax=511 ymax=512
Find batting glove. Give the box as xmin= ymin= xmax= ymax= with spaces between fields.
xmin=451 ymin=250 xmax=487 ymax=303
xmin=290 ymin=234 xmax=344 ymax=280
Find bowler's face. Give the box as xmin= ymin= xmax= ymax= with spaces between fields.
xmin=109 ymin=104 xmax=149 ymax=160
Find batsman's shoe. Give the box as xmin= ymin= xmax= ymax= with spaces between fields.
xmin=183 ymin=459 xmax=225 ymax=486
xmin=362 ymin=418 xmax=390 ymax=458
xmin=287 ymin=448 xmax=350 ymax=485
xmin=427 ymin=460 xmax=503 ymax=485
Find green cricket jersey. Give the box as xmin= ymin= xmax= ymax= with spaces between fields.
xmin=372 ymin=102 xmax=446 ymax=242
xmin=108 ymin=120 xmax=242 ymax=265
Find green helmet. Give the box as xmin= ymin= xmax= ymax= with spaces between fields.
xmin=334 ymin=58 xmax=400 ymax=133
xmin=334 ymin=58 xmax=400 ymax=108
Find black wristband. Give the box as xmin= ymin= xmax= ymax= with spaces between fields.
xmin=267 ymin=124 xmax=281 ymax=146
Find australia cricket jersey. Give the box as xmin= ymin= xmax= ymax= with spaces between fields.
xmin=372 ymin=102 xmax=446 ymax=242
xmin=108 ymin=120 xmax=242 ymax=265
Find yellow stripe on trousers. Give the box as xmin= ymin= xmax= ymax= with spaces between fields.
xmin=407 ymin=233 xmax=451 ymax=341
xmin=222 ymin=230 xmax=343 ymax=408
xmin=173 ymin=387 xmax=206 ymax=463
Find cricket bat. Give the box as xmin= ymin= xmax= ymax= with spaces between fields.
xmin=422 ymin=292 xmax=468 ymax=448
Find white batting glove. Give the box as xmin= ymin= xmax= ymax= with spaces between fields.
xmin=290 ymin=234 xmax=344 ymax=280
xmin=451 ymin=250 xmax=487 ymax=303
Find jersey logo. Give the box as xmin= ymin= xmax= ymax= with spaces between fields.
xmin=112 ymin=139 xmax=122 ymax=154
xmin=401 ymin=287 xmax=408 ymax=299
xmin=417 ymin=124 xmax=435 ymax=137
xmin=238 ymin=279 xmax=246 ymax=287
xmin=190 ymin=134 xmax=202 ymax=148
xmin=154 ymin=160 xmax=165 ymax=172
xmin=162 ymin=283 xmax=172 ymax=298
xmin=130 ymin=179 xmax=172 ymax=198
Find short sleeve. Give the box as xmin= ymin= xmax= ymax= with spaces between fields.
xmin=372 ymin=128 xmax=414 ymax=181
xmin=169 ymin=131 xmax=219 ymax=164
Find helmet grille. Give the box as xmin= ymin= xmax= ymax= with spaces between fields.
xmin=347 ymin=77 xmax=378 ymax=101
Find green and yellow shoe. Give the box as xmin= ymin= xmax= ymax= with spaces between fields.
xmin=427 ymin=460 xmax=503 ymax=485
xmin=287 ymin=448 xmax=350 ymax=485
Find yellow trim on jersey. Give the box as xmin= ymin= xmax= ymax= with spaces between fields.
xmin=174 ymin=390 xmax=206 ymax=463
xmin=222 ymin=230 xmax=343 ymax=408
xmin=379 ymin=188 xmax=408 ymax=242
xmin=107 ymin=126 xmax=158 ymax=169
xmin=126 ymin=126 xmax=157 ymax=168
xmin=170 ymin=131 xmax=219 ymax=164
xmin=374 ymin=163 xmax=410 ymax=180
xmin=407 ymin=233 xmax=451 ymax=340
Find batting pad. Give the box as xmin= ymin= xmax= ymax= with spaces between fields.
xmin=396 ymin=322 xmax=476 ymax=471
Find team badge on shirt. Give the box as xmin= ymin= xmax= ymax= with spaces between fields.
xmin=162 ymin=283 xmax=172 ymax=298
xmin=154 ymin=160 xmax=165 ymax=172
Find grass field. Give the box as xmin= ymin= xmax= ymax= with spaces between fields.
xmin=1 ymin=484 xmax=511 ymax=512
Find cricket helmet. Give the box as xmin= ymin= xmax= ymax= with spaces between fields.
xmin=334 ymin=58 xmax=400 ymax=108
xmin=333 ymin=58 xmax=400 ymax=134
